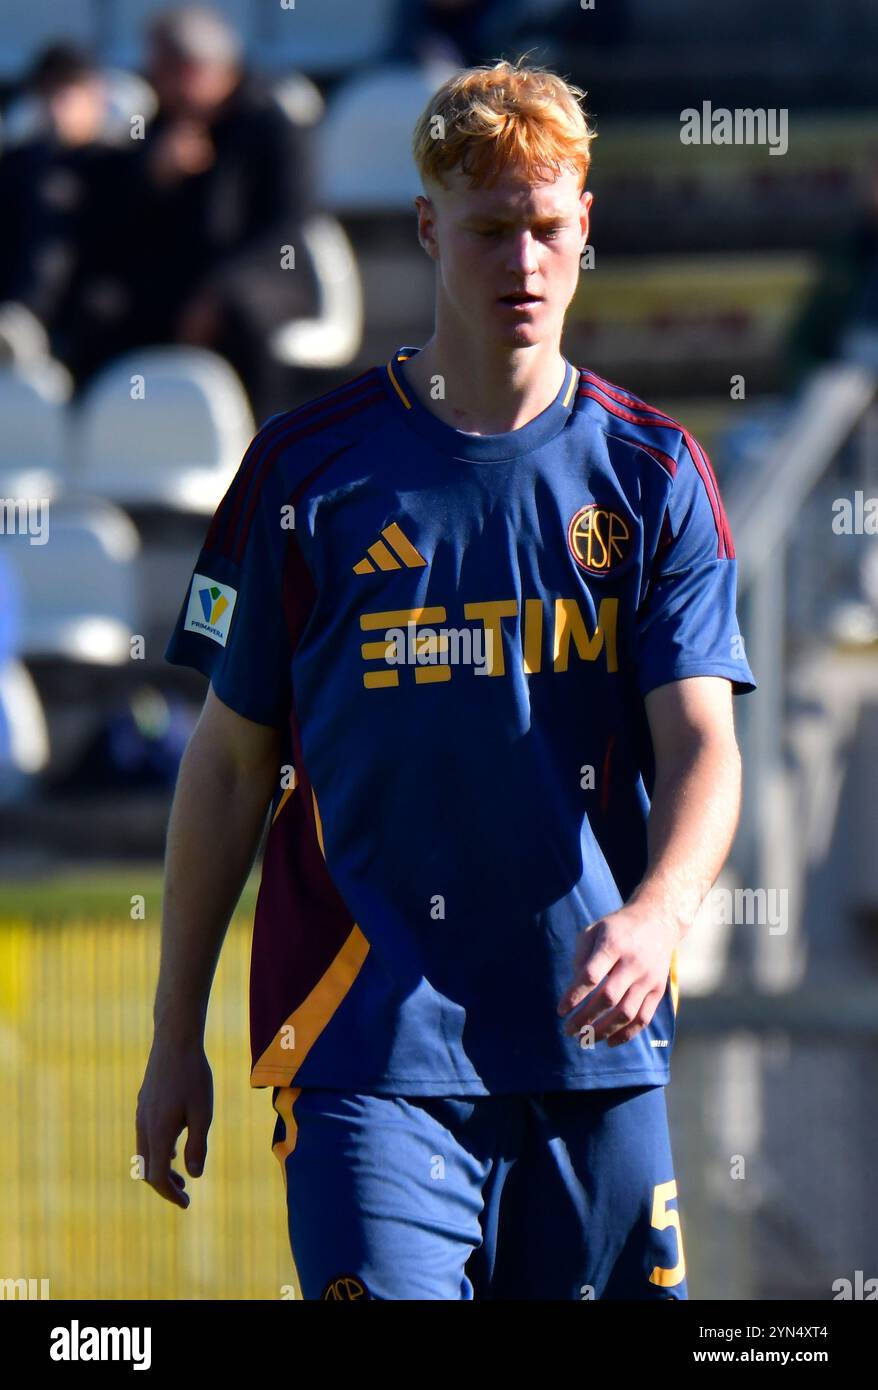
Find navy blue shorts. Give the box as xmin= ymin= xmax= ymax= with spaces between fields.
xmin=271 ymin=1083 xmax=688 ymax=1300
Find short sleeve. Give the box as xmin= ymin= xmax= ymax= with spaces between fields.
xmin=636 ymin=437 xmax=756 ymax=698
xmin=164 ymin=434 xmax=294 ymax=728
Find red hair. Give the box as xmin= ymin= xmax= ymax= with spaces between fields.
xmin=412 ymin=56 xmax=597 ymax=193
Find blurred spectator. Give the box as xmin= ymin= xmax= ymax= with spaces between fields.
xmin=0 ymin=43 xmax=135 ymax=380
xmin=106 ymin=4 xmax=320 ymax=423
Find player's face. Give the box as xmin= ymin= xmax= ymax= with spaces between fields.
xmin=417 ymin=163 xmax=591 ymax=349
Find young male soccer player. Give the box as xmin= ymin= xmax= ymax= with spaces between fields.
xmin=138 ymin=57 xmax=756 ymax=1300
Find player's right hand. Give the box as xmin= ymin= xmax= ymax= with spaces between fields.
xmin=135 ymin=1038 xmax=214 ymax=1209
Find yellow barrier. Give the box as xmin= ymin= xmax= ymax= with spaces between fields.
xmin=0 ymin=915 xmax=297 ymax=1301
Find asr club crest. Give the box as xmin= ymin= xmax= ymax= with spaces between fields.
xmin=567 ymin=503 xmax=632 ymax=576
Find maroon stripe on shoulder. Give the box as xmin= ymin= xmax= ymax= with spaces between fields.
xmin=204 ymin=429 xmax=265 ymax=552
xmin=232 ymin=395 xmax=381 ymax=566
xmin=578 ymin=386 xmax=679 ymax=477
xmin=680 ymin=432 xmax=734 ymax=559
xmin=582 ymin=371 xmax=732 ymax=558
xmin=207 ymin=372 xmax=376 ymax=555
xmin=215 ymin=369 xmax=383 ymax=560
xmin=635 ymin=442 xmax=677 ymax=479
xmin=579 ymin=377 xmax=727 ymax=559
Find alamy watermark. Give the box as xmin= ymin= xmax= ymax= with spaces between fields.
xmin=0 ymin=496 xmax=49 ymax=544
xmin=383 ymin=620 xmax=496 ymax=675
xmin=680 ymin=102 xmax=788 ymax=156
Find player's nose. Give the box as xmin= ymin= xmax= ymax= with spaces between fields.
xmin=504 ymin=230 xmax=540 ymax=277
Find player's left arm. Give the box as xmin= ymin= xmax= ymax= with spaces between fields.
xmin=557 ymin=674 xmax=742 ymax=1046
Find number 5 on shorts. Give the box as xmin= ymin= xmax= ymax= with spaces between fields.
xmin=648 ymin=1179 xmax=686 ymax=1287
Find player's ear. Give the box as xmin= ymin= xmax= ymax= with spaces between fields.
xmin=414 ymin=194 xmax=438 ymax=259
xmin=580 ymin=189 xmax=593 ymax=247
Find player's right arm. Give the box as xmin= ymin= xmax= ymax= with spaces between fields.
xmin=136 ymin=685 xmax=281 ymax=1209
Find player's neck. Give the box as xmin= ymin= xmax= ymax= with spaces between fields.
xmin=403 ymin=334 xmax=568 ymax=436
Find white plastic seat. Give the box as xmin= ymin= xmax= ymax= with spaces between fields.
xmin=0 ymin=659 xmax=50 ymax=793
xmin=0 ymin=361 xmax=73 ymax=498
xmin=270 ymin=71 xmax=324 ymax=128
xmin=0 ymin=0 xmax=96 ymax=80
xmin=256 ymin=0 xmax=398 ymax=75
xmin=319 ymin=65 xmax=456 ymax=213
xmin=0 ymin=303 xmax=51 ymax=368
xmin=72 ymin=347 xmax=255 ymax=513
xmin=270 ymin=214 xmax=363 ymax=369
xmin=3 ymin=495 xmax=140 ymax=664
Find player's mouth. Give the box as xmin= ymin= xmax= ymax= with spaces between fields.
xmin=498 ymin=291 xmax=543 ymax=310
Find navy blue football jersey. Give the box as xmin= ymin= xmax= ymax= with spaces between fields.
xmin=165 ymin=345 xmax=756 ymax=1094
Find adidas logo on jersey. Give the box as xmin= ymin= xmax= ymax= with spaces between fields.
xmin=353 ymin=522 xmax=427 ymax=575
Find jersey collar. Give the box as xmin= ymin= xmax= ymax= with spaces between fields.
xmin=383 ymin=344 xmax=578 ymax=462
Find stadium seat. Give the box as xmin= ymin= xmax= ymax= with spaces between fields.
xmin=270 ymin=214 xmax=363 ymax=369
xmin=319 ymin=64 xmax=456 ymax=213
xmin=71 ymin=347 xmax=255 ymax=513
xmin=0 ymin=549 xmax=47 ymax=801
xmin=0 ymin=0 xmax=96 ymax=79
xmin=102 ymin=0 xmax=254 ymax=69
xmin=0 ymin=303 xmax=52 ymax=370
xmin=0 ymin=659 xmax=50 ymax=800
xmin=3 ymin=495 xmax=140 ymax=664
xmin=0 ymin=361 xmax=73 ymax=498
xmin=270 ymin=70 xmax=324 ymax=128
xmin=255 ymin=0 xmax=398 ymax=75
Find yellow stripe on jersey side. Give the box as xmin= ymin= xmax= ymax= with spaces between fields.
xmin=271 ymin=1085 xmax=302 ymax=1192
xmin=669 ymin=948 xmax=679 ymax=1016
xmin=251 ymin=925 xmax=371 ymax=1086
xmin=271 ymin=776 xmax=297 ymax=825
xmin=251 ymin=786 xmax=371 ymax=1087
xmin=311 ymin=787 xmax=325 ymax=856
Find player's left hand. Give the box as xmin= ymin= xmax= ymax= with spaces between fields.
xmin=557 ymin=901 xmax=680 ymax=1048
